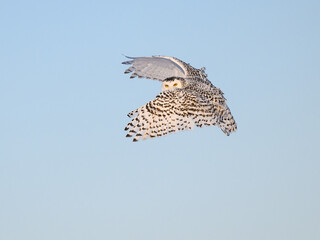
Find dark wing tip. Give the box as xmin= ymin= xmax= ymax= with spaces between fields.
xmin=121 ymin=55 xmax=136 ymax=64
xmin=122 ymin=60 xmax=133 ymax=65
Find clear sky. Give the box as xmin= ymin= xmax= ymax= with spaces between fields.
xmin=1 ymin=0 xmax=319 ymax=239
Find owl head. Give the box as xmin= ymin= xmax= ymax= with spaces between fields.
xmin=161 ymin=77 xmax=185 ymax=91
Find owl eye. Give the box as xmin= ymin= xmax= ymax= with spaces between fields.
xmin=173 ymin=83 xmax=178 ymax=87
xmin=165 ymin=84 xmax=169 ymax=88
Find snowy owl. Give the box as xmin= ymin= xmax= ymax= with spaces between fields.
xmin=123 ymin=55 xmax=237 ymax=142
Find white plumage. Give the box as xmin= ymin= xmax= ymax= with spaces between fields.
xmin=123 ymin=55 xmax=237 ymax=142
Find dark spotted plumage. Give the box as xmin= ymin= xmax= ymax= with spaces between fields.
xmin=123 ymin=55 xmax=237 ymax=141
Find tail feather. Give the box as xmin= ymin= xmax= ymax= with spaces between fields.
xmin=219 ymin=108 xmax=237 ymax=136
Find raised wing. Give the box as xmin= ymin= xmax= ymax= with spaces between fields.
xmin=122 ymin=56 xmax=207 ymax=81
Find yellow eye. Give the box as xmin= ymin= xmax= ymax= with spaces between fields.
xmin=173 ymin=83 xmax=178 ymax=87
xmin=165 ymin=85 xmax=169 ymax=88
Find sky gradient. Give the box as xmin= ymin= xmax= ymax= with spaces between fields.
xmin=1 ymin=0 xmax=319 ymax=240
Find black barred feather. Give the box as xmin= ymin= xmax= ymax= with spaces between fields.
xmin=122 ymin=55 xmax=237 ymax=141
xmin=125 ymin=88 xmax=236 ymax=141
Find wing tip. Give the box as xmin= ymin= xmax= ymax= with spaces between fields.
xmin=121 ymin=55 xmax=136 ymax=65
xmin=122 ymin=60 xmax=133 ymax=65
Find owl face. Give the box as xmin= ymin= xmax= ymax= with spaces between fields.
xmin=161 ymin=78 xmax=184 ymax=91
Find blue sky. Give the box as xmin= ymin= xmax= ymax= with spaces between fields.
xmin=1 ymin=0 xmax=319 ymax=239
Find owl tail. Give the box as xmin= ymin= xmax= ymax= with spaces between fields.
xmin=219 ymin=108 xmax=237 ymax=136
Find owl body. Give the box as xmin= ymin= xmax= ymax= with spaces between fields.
xmin=123 ymin=55 xmax=237 ymax=141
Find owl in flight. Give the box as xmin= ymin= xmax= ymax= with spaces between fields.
xmin=123 ymin=55 xmax=237 ymax=142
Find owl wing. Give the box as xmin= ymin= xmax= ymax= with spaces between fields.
xmin=125 ymin=89 xmax=220 ymax=142
xmin=122 ymin=56 xmax=208 ymax=81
